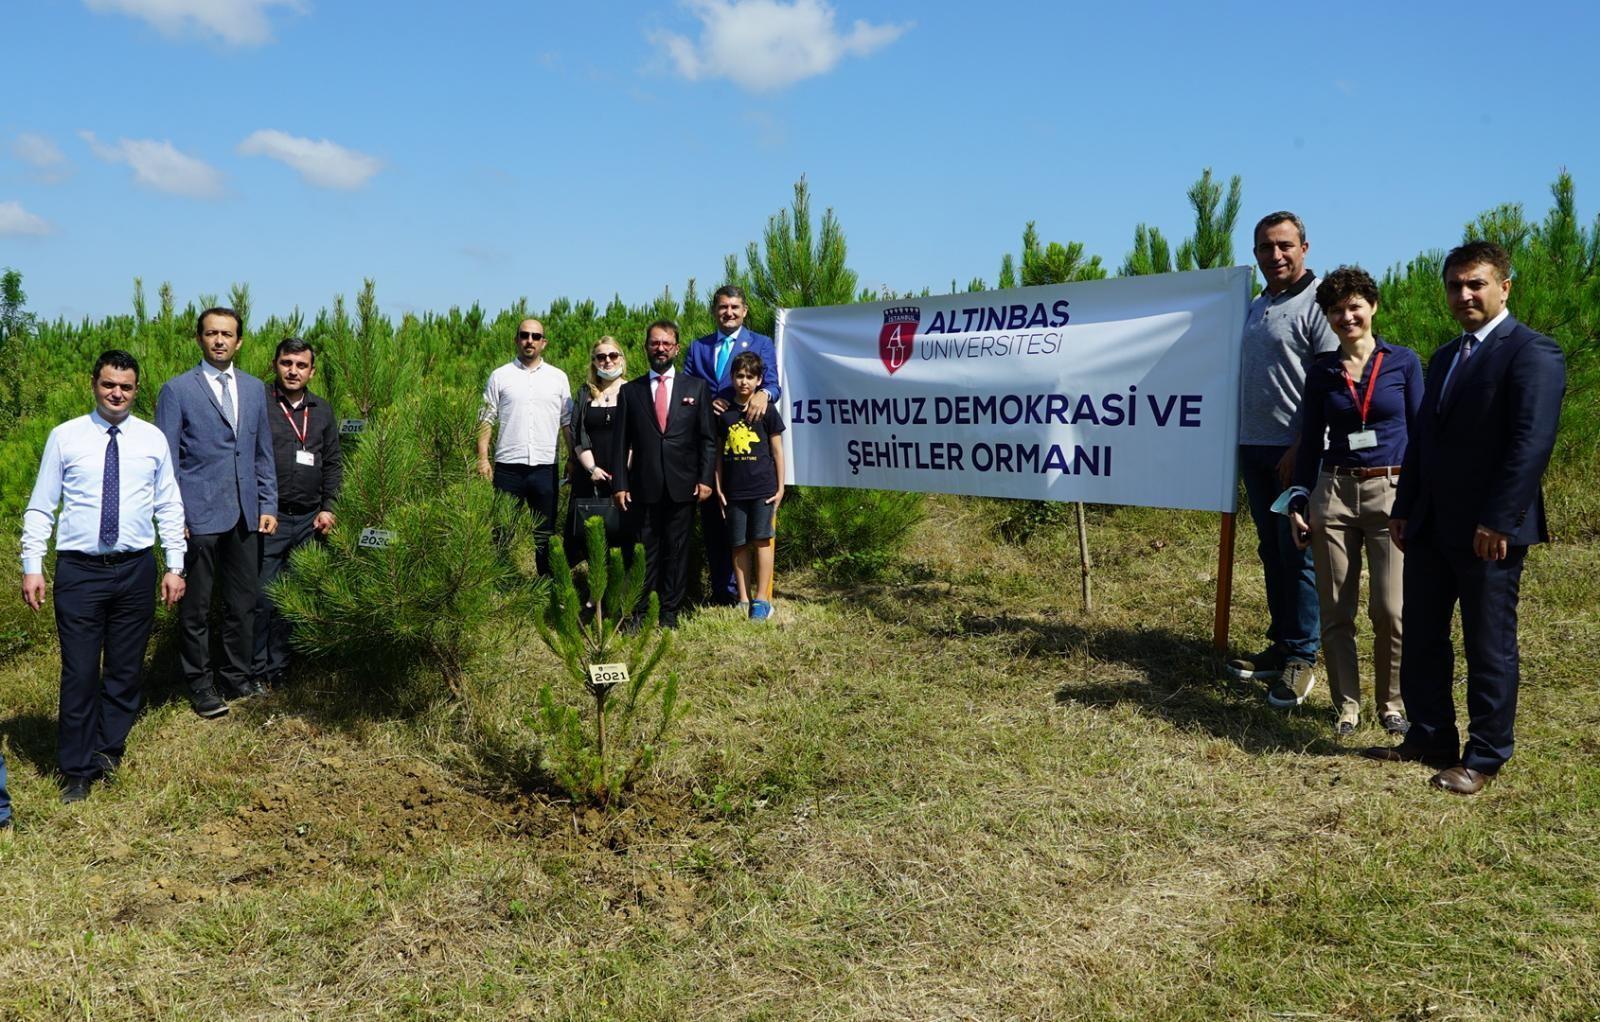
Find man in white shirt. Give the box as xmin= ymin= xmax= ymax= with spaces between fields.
xmin=477 ymin=318 xmax=571 ymax=573
xmin=21 ymin=350 xmax=187 ymax=803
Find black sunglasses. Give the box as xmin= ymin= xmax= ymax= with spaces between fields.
xmin=593 ymin=352 xmax=622 ymax=362
xmin=517 ymin=330 xmax=545 ymax=341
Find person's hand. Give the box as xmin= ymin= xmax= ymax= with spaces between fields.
xmin=589 ymin=465 xmax=611 ymax=484
xmin=161 ymin=571 xmax=186 ymax=607
xmin=766 ymin=484 xmax=785 ymax=509
xmin=1275 ymin=447 xmax=1297 ymax=488
xmin=1474 ymin=524 xmax=1510 ymax=561
xmin=21 ymin=573 xmax=46 ymax=611
xmin=746 ymin=390 xmax=770 ymax=421
xmin=695 ymin=483 xmax=713 ymax=502
xmin=711 ymin=398 xmax=730 ymax=414
xmin=313 ymin=510 xmax=336 ymax=535
xmin=477 ymin=457 xmax=493 ymax=481
xmin=1288 ymin=509 xmax=1312 ymax=550
xmin=259 ymin=514 xmax=278 ymax=535
xmin=614 ymin=490 xmax=631 ymax=512
xmin=1388 ymin=517 xmax=1407 ymax=553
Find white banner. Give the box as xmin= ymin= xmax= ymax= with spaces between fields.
xmin=776 ymin=267 xmax=1251 ymax=513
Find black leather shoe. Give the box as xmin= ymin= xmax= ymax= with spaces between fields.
xmin=1362 ymin=742 xmax=1454 ymax=769
xmin=189 ymin=687 xmax=230 ymax=719
xmin=61 ymin=777 xmax=92 ymax=804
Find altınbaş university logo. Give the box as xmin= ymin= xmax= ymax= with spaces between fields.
xmin=879 ymin=306 xmax=920 ymax=375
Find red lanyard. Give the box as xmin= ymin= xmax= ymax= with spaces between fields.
xmin=1342 ymin=350 xmax=1384 ymax=429
xmin=278 ymin=398 xmax=310 ymax=447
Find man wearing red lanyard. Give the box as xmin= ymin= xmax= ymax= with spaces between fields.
xmin=253 ymin=337 xmax=342 ymax=690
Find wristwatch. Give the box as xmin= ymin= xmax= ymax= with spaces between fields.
xmin=168 ymin=568 xmax=187 ymax=579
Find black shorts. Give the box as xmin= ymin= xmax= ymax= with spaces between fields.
xmin=725 ymin=498 xmax=775 ymax=548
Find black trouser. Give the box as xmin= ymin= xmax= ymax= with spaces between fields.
xmin=494 ymin=462 xmax=558 ymax=574
xmin=1401 ymin=534 xmax=1527 ymax=773
xmin=700 ymin=499 xmax=738 ymax=604
xmin=53 ymin=549 xmax=156 ymax=779
xmin=635 ymin=498 xmax=696 ymax=621
xmin=253 ymin=509 xmax=318 ymax=680
xmin=180 ymin=515 xmax=259 ymax=697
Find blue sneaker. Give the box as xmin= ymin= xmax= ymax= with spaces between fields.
xmin=749 ymin=600 xmax=773 ymax=621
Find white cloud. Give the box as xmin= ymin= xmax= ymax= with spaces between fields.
xmin=83 ymin=0 xmax=302 ymax=46
xmin=80 ymin=131 xmax=225 ymax=199
xmin=237 ymin=129 xmax=382 ymax=190
xmin=0 ymin=201 xmax=54 ymax=237
xmin=651 ymin=0 xmax=910 ymax=92
xmin=12 ymin=133 xmax=71 ymax=182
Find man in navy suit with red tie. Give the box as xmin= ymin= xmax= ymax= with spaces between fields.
xmin=1367 ymin=241 xmax=1566 ymax=794
xmin=613 ymin=320 xmax=717 ymax=628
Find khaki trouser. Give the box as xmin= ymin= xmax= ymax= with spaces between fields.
xmin=1309 ymin=470 xmax=1404 ymax=722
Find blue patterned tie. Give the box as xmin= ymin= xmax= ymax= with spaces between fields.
xmin=715 ymin=335 xmax=734 ymax=382
xmin=100 ymin=424 xmax=120 ymax=549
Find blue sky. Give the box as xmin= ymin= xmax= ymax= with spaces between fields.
xmin=3 ymin=0 xmax=1597 ymax=324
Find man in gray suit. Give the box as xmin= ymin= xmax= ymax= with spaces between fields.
xmin=156 ymin=307 xmax=278 ymax=718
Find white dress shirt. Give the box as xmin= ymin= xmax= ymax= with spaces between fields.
xmin=479 ymin=359 xmax=573 ymax=465
xmin=21 ymin=410 xmax=187 ymax=574
xmin=201 ymin=361 xmax=240 ymax=428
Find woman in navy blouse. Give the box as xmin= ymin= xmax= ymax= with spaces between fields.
xmin=1282 ymin=266 xmax=1422 ymax=736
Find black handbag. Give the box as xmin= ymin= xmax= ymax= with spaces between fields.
xmin=570 ymin=492 xmax=623 ymax=544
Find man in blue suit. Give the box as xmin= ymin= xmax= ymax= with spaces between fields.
xmin=156 ymin=307 xmax=278 ymax=718
xmin=684 ymin=286 xmax=780 ymax=606
xmin=1367 ymin=242 xmax=1566 ymax=794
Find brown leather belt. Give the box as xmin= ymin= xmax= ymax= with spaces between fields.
xmin=1326 ymin=465 xmax=1401 ymax=479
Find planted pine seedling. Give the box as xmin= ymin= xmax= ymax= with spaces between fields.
xmin=532 ymin=516 xmax=684 ymax=806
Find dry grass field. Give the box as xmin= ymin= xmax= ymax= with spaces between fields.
xmin=1 ymin=498 xmax=1597 ymax=1021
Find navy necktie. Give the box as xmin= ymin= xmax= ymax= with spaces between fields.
xmin=1441 ymin=335 xmax=1476 ymax=405
xmin=100 ymin=424 xmax=120 ymax=549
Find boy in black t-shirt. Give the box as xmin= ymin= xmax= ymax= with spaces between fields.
xmin=715 ymin=352 xmax=785 ymax=621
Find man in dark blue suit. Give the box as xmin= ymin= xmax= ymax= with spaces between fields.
xmin=156 ymin=307 xmax=279 ymax=718
xmin=684 ymin=286 xmax=780 ymax=605
xmin=1367 ymin=242 xmax=1566 ymax=794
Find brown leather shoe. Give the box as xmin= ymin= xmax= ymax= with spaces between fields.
xmin=1431 ymin=765 xmax=1492 ymax=795
xmin=1362 ymin=743 xmax=1452 ymax=768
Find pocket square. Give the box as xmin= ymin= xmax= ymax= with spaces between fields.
xmin=681 ymin=396 xmax=696 ymax=405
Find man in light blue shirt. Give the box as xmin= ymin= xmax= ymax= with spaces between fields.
xmin=21 ymin=350 xmax=187 ymax=804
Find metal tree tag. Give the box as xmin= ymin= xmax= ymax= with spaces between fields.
xmin=587 ymin=662 xmax=629 ymax=692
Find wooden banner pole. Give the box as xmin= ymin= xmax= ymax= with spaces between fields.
xmin=1075 ymin=502 xmax=1092 ymax=613
xmin=1213 ymin=511 xmax=1236 ymax=653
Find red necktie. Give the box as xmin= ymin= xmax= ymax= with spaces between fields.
xmin=654 ymin=373 xmax=670 ymax=431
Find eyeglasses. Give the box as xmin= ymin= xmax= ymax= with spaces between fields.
xmin=517 ymin=330 xmax=545 ymax=341
xmin=593 ymin=352 xmax=622 ymax=362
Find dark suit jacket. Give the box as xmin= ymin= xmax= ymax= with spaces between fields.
xmin=612 ymin=370 xmax=717 ymax=503
xmin=1393 ymin=315 xmax=1566 ymax=548
xmin=155 ymin=364 xmax=278 ymax=534
xmin=684 ymin=327 xmax=781 ymax=402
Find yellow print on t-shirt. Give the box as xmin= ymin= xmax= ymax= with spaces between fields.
xmin=724 ymin=420 xmax=761 ymax=457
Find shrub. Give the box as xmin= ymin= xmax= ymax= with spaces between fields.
xmin=777 ymin=485 xmax=925 ymax=580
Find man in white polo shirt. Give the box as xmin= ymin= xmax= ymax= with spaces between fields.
xmin=477 ymin=317 xmax=571 ymax=574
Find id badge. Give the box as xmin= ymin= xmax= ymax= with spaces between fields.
xmin=296 ymin=449 xmax=317 ymax=466
xmin=1347 ymin=430 xmax=1378 ymax=451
